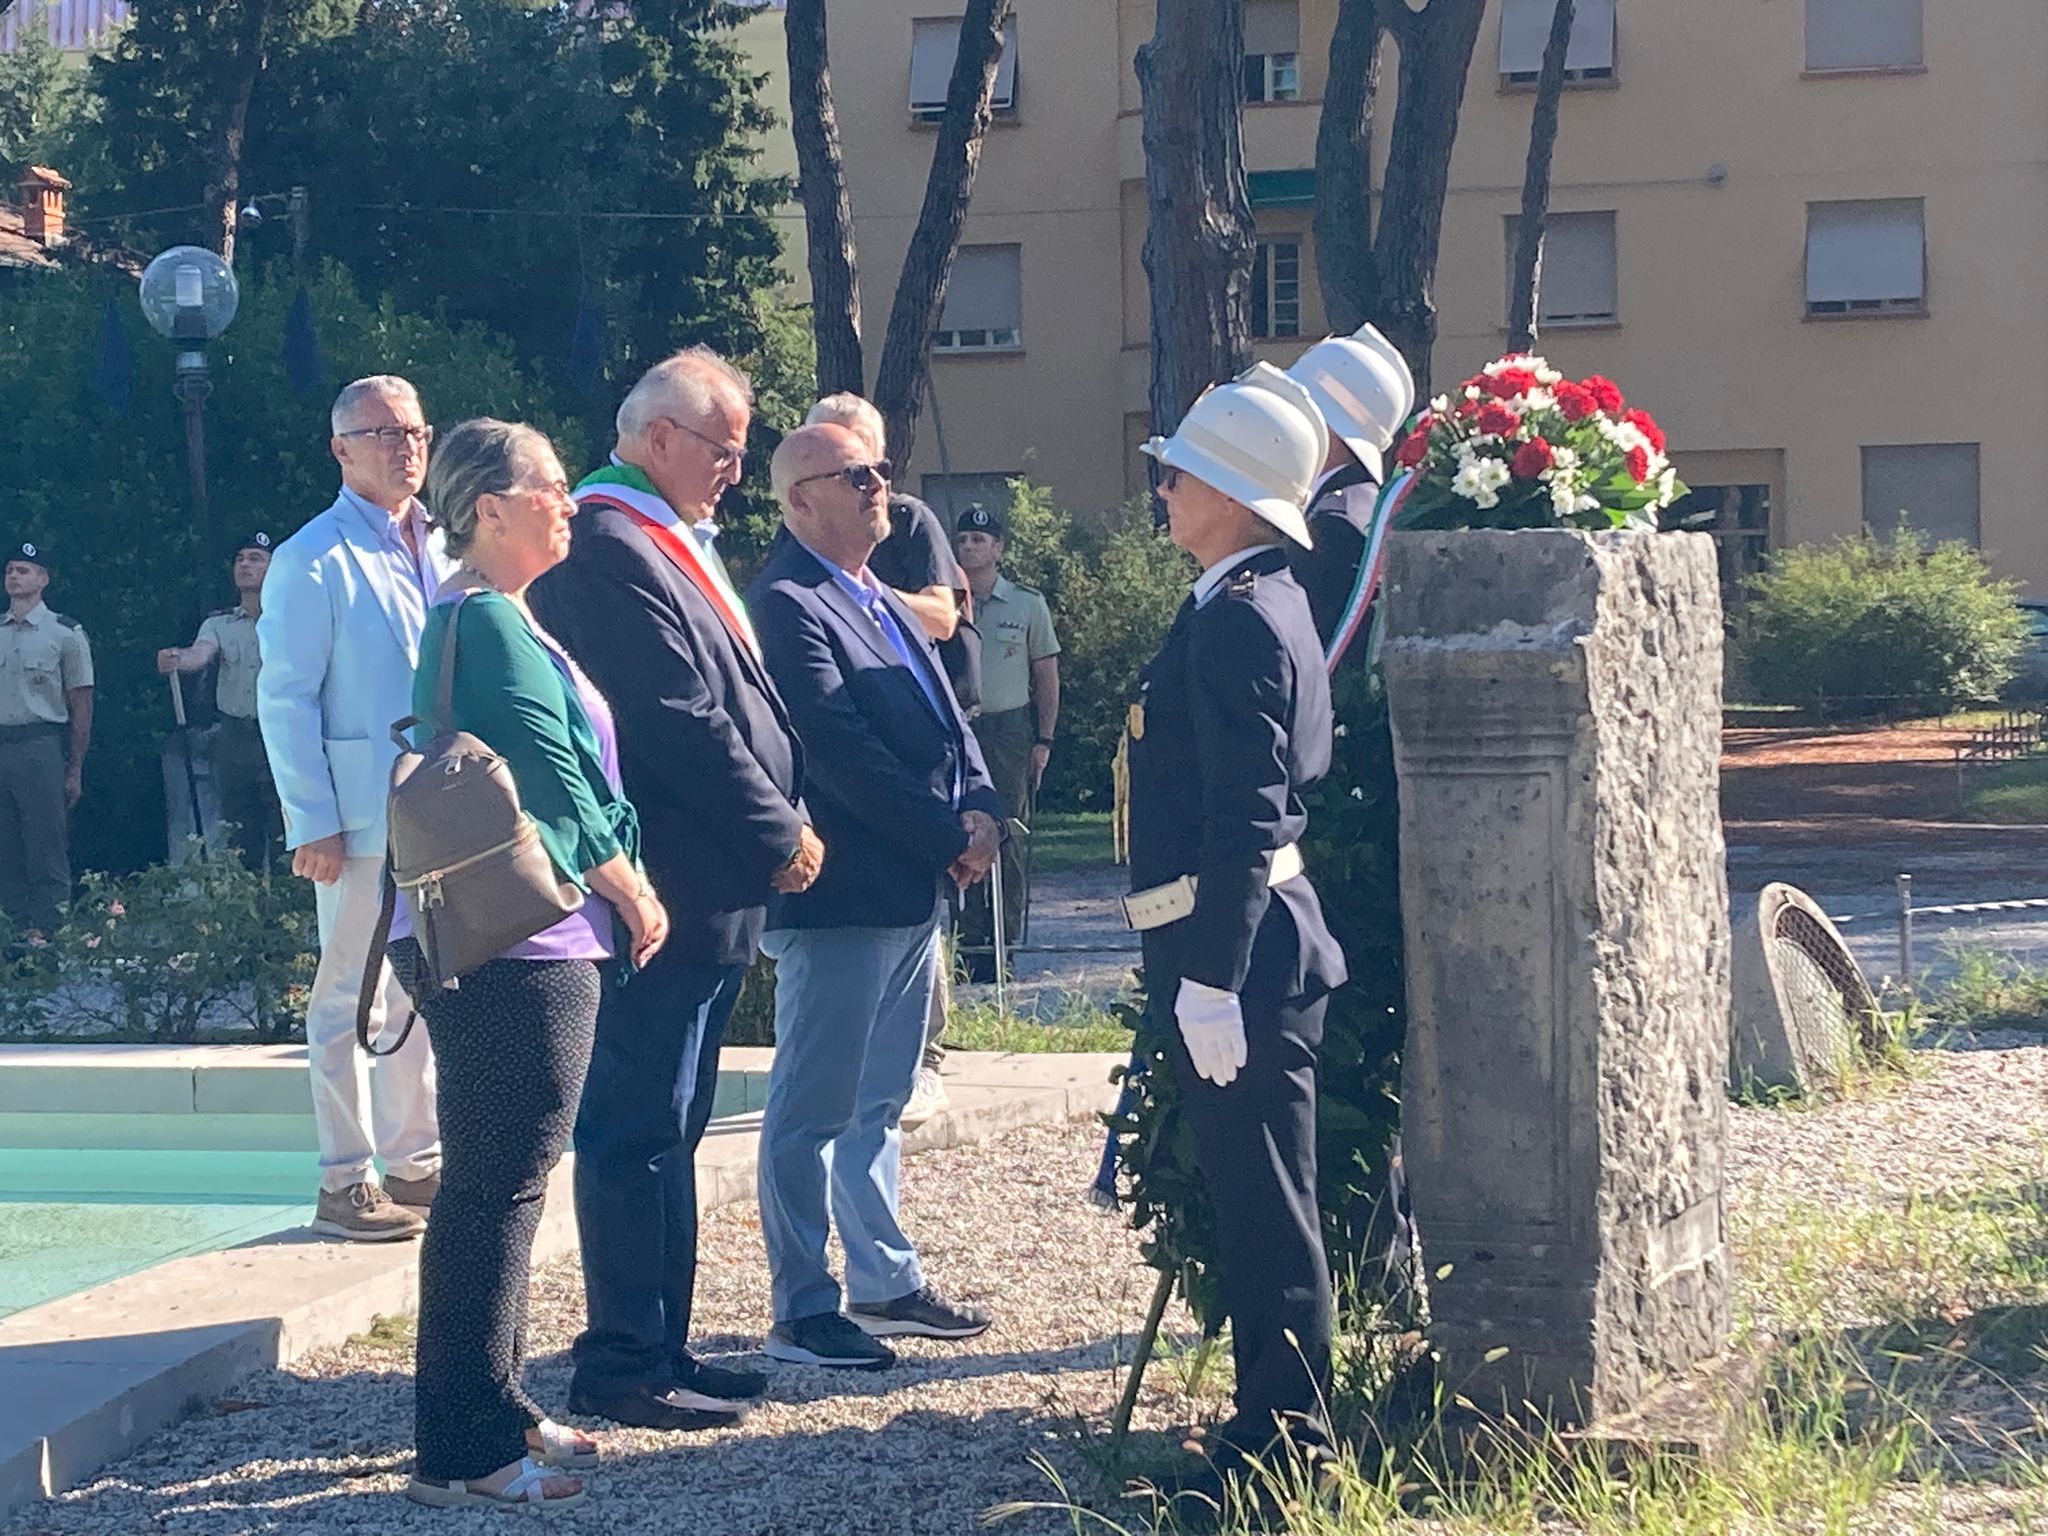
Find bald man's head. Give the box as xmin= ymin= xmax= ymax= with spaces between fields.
xmin=773 ymin=423 xmax=891 ymax=569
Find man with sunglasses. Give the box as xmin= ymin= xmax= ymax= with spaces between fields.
xmin=530 ymin=347 xmax=817 ymax=1431
xmin=258 ymin=375 xmax=450 ymax=1242
xmin=747 ymin=425 xmax=1004 ymax=1371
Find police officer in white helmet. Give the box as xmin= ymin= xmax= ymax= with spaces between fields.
xmin=1285 ymin=323 xmax=1415 ymax=671
xmin=1124 ymin=362 xmax=1349 ymax=1495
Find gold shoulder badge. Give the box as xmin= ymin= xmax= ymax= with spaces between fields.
xmin=1226 ymin=568 xmax=1259 ymax=597
xmin=1127 ymin=701 xmax=1145 ymax=742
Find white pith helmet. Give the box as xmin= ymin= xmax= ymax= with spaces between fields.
xmin=1141 ymin=361 xmax=1326 ymax=548
xmin=1287 ymin=323 xmax=1416 ymax=483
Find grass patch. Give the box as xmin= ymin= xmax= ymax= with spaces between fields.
xmin=944 ymin=993 xmax=1129 ymax=1053
xmin=348 ymin=1311 xmax=416 ymax=1356
xmin=1027 ymin=810 xmax=1117 ymax=874
xmin=1964 ymin=755 xmax=2048 ymax=825
xmin=1929 ymin=947 xmax=2048 ymax=1032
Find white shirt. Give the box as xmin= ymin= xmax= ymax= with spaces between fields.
xmin=1193 ymin=545 xmax=1282 ymax=608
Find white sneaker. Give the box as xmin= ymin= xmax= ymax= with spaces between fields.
xmin=901 ymin=1067 xmax=948 ymax=1130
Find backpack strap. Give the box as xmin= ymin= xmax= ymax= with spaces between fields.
xmin=355 ymin=850 xmax=420 ymax=1059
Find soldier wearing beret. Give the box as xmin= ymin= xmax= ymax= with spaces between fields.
xmin=0 ymin=542 xmax=93 ymax=938
xmin=159 ymin=533 xmax=282 ymax=870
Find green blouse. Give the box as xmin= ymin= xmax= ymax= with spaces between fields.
xmin=413 ymin=590 xmax=640 ymax=889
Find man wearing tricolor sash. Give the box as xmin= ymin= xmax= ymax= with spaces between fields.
xmin=530 ymin=347 xmax=819 ymax=1431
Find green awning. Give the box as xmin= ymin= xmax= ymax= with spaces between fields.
xmin=1247 ymin=169 xmax=1316 ymax=209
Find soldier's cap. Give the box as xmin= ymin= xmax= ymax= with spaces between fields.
xmin=231 ymin=531 xmax=274 ymax=558
xmin=8 ymin=541 xmax=49 ymax=572
xmin=955 ymin=503 xmax=1003 ymax=539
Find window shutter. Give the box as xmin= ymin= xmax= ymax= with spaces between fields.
xmin=1806 ymin=200 xmax=1924 ymax=304
xmin=1500 ymin=0 xmax=1615 ymax=76
xmin=991 ymin=17 xmax=1018 ymax=108
xmin=909 ymin=18 xmax=960 ymax=111
xmin=1243 ymin=0 xmax=1300 ymax=58
xmin=1861 ymin=443 xmax=1980 ymax=547
xmin=1508 ymin=211 xmax=1617 ymax=322
xmin=1806 ymin=0 xmax=1921 ymax=71
xmin=940 ymin=245 xmax=1023 ymax=333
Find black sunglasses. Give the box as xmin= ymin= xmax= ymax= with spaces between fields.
xmin=796 ymin=460 xmax=892 ymax=493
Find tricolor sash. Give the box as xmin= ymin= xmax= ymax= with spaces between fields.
xmin=574 ymin=483 xmax=761 ymax=661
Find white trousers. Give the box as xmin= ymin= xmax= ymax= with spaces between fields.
xmin=306 ymin=853 xmax=441 ymax=1193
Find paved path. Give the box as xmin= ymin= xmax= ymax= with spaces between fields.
xmin=956 ymin=866 xmax=1140 ymax=1017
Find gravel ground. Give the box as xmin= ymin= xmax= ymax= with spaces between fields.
xmin=9 ymin=1117 xmax=1195 ymax=1536
xmin=19 ymin=1045 xmax=2048 ymax=1536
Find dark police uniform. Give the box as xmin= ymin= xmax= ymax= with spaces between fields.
xmin=1288 ymin=462 xmax=1380 ymax=674
xmin=0 ymin=541 xmax=92 ymax=935
xmin=1125 ymin=545 xmax=1348 ymax=1456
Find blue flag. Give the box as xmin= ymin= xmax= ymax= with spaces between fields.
xmin=283 ymin=285 xmax=326 ymax=397
xmin=92 ymin=296 xmax=133 ymax=417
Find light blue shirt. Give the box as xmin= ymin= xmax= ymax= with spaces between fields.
xmin=337 ymin=485 xmax=437 ymax=637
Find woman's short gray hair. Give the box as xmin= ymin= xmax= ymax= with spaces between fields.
xmin=422 ymin=418 xmax=551 ymax=558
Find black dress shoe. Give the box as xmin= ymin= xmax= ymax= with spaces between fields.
xmin=565 ymin=1379 xmax=743 ymax=1431
xmin=674 ymin=1350 xmax=767 ymax=1404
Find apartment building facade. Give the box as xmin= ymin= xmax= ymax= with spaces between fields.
xmin=819 ymin=0 xmax=2048 ymax=596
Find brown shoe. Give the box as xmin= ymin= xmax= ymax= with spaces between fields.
xmin=310 ymin=1182 xmax=425 ymax=1242
xmin=384 ymin=1171 xmax=441 ymax=1211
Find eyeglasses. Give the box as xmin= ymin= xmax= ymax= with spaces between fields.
xmin=338 ymin=424 xmax=434 ymax=449
xmin=1157 ymin=466 xmax=1184 ymax=493
xmin=503 ymin=477 xmax=573 ymax=501
xmin=658 ymin=417 xmax=747 ymax=473
xmin=795 ymin=461 xmax=893 ymax=494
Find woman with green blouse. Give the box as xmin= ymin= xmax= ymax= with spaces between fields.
xmin=396 ymin=419 xmax=668 ymax=1513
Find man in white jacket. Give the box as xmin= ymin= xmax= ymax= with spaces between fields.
xmin=258 ymin=376 xmax=452 ymax=1241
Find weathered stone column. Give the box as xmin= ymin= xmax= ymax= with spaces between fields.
xmin=1381 ymin=529 xmax=1731 ymax=1425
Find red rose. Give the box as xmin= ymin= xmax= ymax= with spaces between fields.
xmin=1511 ymin=438 xmax=1555 ymax=479
xmin=1583 ymin=375 xmax=1625 ymax=415
xmin=1485 ymin=368 xmax=1539 ymax=401
xmin=1476 ymin=403 xmax=1522 ymax=437
xmin=1625 ymin=446 xmax=1651 ymax=484
xmin=1455 ymin=396 xmax=1483 ymax=419
xmin=1394 ymin=427 xmax=1431 ymax=469
xmin=1622 ymin=408 xmax=1667 ymax=456
xmin=1554 ymin=381 xmax=1597 ymax=422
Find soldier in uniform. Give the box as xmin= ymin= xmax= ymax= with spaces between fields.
xmin=952 ymin=503 xmax=1060 ymax=980
xmin=0 ymin=541 xmax=93 ymax=938
xmin=1285 ymin=323 xmax=1415 ymax=672
xmin=1124 ymin=365 xmax=1347 ymax=1493
xmin=158 ymin=532 xmax=281 ymax=870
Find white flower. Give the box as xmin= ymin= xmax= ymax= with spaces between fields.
xmin=1575 ymin=493 xmax=1603 ymax=514
xmin=1534 ymin=362 xmax=1562 ymax=386
xmin=1333 ymin=723 xmax=1349 ymax=738
xmin=1551 ymin=479 xmax=1581 ymax=517
xmin=1453 ymin=456 xmax=1511 ymax=509
xmin=1550 ymin=446 xmax=1580 ymax=472
xmin=1429 ymin=394 xmax=1453 ymax=415
xmin=1655 ymin=467 xmax=1679 ymax=505
xmin=1349 ymin=786 xmax=1365 ymax=800
xmin=1604 ymin=418 xmax=1653 ymax=457
xmin=1511 ymin=388 xmax=1555 ymax=415
xmin=1463 ymin=385 xmax=1484 ymax=402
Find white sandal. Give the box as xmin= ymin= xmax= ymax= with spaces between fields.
xmin=407 ymin=1456 xmax=586 ymax=1511
xmin=529 ymin=1418 xmax=601 ymax=1470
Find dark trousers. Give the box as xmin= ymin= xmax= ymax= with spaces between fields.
xmin=570 ymin=953 xmax=745 ymax=1390
xmin=960 ymin=706 xmax=1033 ymax=955
xmin=389 ymin=939 xmax=600 ymax=1482
xmin=212 ymin=715 xmax=282 ymax=873
xmin=0 ymin=727 xmax=69 ymax=934
xmin=1172 ymin=986 xmax=1333 ymax=1454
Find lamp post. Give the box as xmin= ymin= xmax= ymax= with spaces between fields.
xmin=138 ymin=245 xmax=239 ymax=587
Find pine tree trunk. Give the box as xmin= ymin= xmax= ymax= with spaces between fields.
xmin=871 ymin=0 xmax=1014 ymax=468
xmin=1372 ymin=0 xmax=1488 ymax=400
xmin=1313 ymin=0 xmax=1384 ymax=337
xmin=1137 ymin=0 xmax=1254 ymax=440
xmin=1505 ymin=0 xmax=1577 ymax=354
xmin=203 ymin=0 xmax=276 ymax=266
xmin=784 ymin=0 xmax=864 ymax=397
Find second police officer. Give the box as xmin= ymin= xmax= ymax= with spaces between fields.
xmin=1124 ymin=363 xmax=1347 ymax=1496
xmin=0 ymin=540 xmax=93 ymax=940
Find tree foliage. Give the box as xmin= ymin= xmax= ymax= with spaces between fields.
xmin=0 ymin=3 xmax=90 ymax=180
xmin=1740 ymin=525 xmax=2030 ymax=713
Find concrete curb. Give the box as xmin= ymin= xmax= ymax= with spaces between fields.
xmin=0 ymin=1050 xmax=1122 ymax=1519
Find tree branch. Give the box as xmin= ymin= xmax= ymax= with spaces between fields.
xmin=784 ymin=0 xmax=864 ymax=395
xmin=1506 ymin=0 xmax=1577 ymax=353
xmin=1313 ymin=0 xmax=1383 ymax=335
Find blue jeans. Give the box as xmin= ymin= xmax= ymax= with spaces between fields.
xmin=569 ymin=955 xmax=745 ymax=1391
xmin=756 ymin=905 xmax=942 ymax=1322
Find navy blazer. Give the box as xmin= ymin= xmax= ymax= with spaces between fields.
xmin=748 ymin=535 xmax=1003 ymax=931
xmin=1127 ymin=548 xmax=1348 ymax=1002
xmin=530 ymin=502 xmax=807 ymax=968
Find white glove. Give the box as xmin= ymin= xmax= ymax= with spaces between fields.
xmin=1175 ymin=978 xmax=1247 ymax=1087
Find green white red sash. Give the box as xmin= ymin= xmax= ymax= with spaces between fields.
xmin=573 ymin=471 xmax=761 ymax=661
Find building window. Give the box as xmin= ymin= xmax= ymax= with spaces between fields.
xmin=1862 ymin=443 xmax=1980 ymax=548
xmin=923 ymin=472 xmax=1019 ymax=527
xmin=1806 ymin=199 xmax=1925 ymax=316
xmin=1499 ymin=0 xmax=1616 ymax=85
xmin=1805 ymin=0 xmax=1921 ymax=72
xmin=1668 ymin=484 xmax=1771 ymax=608
xmin=1242 ymin=0 xmax=1301 ymax=101
xmin=1504 ymin=210 xmax=1617 ymax=325
xmin=1251 ymin=240 xmax=1301 ymax=339
xmin=933 ymin=243 xmax=1023 ymax=354
xmin=909 ymin=14 xmax=1019 ymax=122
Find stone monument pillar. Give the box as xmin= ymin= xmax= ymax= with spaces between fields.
xmin=1381 ymin=529 xmax=1731 ymax=1425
